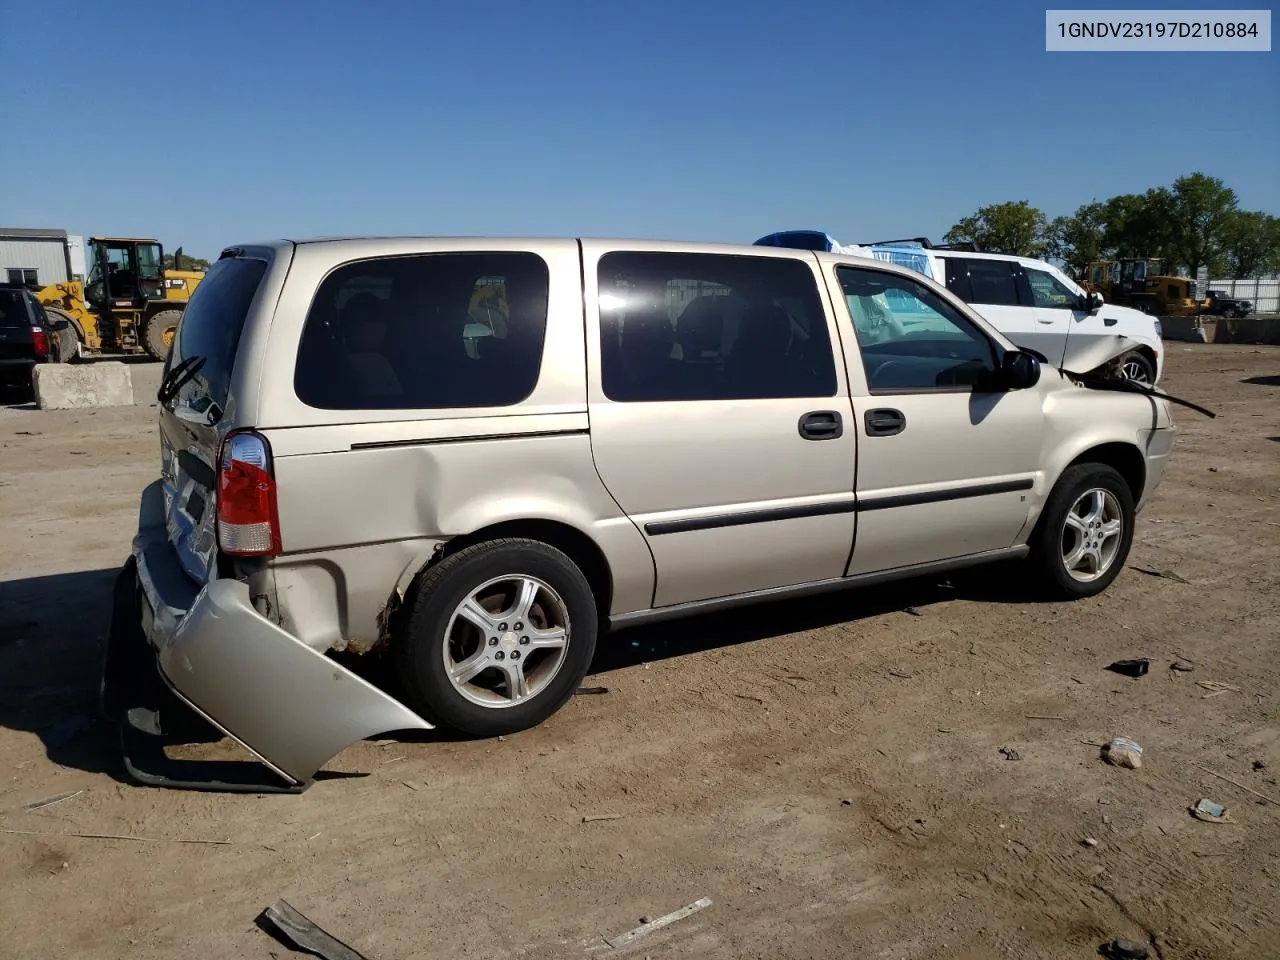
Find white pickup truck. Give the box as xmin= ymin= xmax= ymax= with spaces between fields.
xmin=754 ymin=232 xmax=1163 ymax=384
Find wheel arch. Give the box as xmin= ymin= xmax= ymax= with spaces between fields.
xmin=396 ymin=518 xmax=616 ymax=630
xmin=1031 ymin=441 xmax=1145 ymax=544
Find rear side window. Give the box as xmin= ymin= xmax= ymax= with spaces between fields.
xmin=295 ymin=253 xmax=549 ymax=410
xmin=952 ymin=258 xmax=1020 ymax=306
xmin=597 ymin=252 xmax=837 ymax=402
xmin=167 ymin=257 xmax=268 ymax=414
xmin=0 ymin=289 xmax=34 ymax=328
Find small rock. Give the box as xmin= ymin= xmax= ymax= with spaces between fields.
xmin=1102 ymin=738 xmax=1143 ymax=769
xmin=999 ymin=746 xmax=1021 ymax=761
xmin=1082 ymin=837 xmax=1099 ymax=847
xmin=1208 ymin=466 xmax=1219 ymax=472
xmin=639 ymin=915 xmax=653 ymax=925
xmin=840 ymin=798 xmax=852 ymax=806
xmin=1253 ymin=760 xmax=1267 ymax=771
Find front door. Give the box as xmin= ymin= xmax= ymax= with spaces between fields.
xmin=827 ymin=263 xmax=1044 ymax=575
xmin=584 ymin=245 xmax=858 ymax=608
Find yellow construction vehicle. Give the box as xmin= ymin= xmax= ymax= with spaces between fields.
xmin=1082 ymin=258 xmax=1203 ymax=316
xmin=35 ymin=237 xmax=204 ymax=361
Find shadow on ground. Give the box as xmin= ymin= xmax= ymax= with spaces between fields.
xmin=0 ymin=560 xmax=1041 ymax=781
xmin=1241 ymin=375 xmax=1280 ymax=386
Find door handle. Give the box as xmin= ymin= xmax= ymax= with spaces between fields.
xmin=798 ymin=410 xmax=844 ymax=440
xmin=1104 ymin=316 xmax=1118 ymax=326
xmin=864 ymin=408 xmax=906 ymax=437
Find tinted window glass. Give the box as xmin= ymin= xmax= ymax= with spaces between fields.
xmin=295 ymin=252 xmax=549 ymax=410
xmin=944 ymin=257 xmax=971 ymax=301
xmin=960 ymin=259 xmax=1020 ymax=306
xmin=1026 ymin=268 xmax=1080 ymax=309
xmin=167 ymin=256 xmax=268 ymax=416
xmin=837 ymin=266 xmax=996 ymax=392
xmin=598 ymin=252 xmax=836 ymax=402
xmin=0 ymin=289 xmax=34 ymax=328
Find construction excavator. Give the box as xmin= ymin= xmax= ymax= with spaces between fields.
xmin=35 ymin=237 xmax=204 ymax=362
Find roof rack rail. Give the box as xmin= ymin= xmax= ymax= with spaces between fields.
xmin=856 ymin=237 xmax=982 ymax=252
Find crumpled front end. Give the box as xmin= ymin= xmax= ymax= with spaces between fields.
xmin=104 ymin=481 xmax=431 ymax=791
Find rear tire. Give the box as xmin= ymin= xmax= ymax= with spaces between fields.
xmin=1026 ymin=463 xmax=1135 ymax=600
xmin=396 ymin=538 xmax=599 ymax=737
xmin=45 ymin=307 xmax=82 ymax=362
xmin=143 ymin=309 xmax=182 ymax=362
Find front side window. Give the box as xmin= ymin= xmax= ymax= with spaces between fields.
xmin=837 ymin=266 xmax=996 ymax=393
xmin=295 ymin=252 xmax=549 ymax=410
xmin=597 ymin=252 xmax=837 ymax=402
xmin=1025 ymin=268 xmax=1080 ymax=309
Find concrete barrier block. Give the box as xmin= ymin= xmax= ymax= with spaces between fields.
xmin=33 ymin=362 xmax=134 ymax=410
xmin=1158 ymin=316 xmax=1208 ymax=343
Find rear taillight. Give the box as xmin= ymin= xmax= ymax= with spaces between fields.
xmin=31 ymin=328 xmax=49 ymax=360
xmin=216 ymin=431 xmax=281 ymax=556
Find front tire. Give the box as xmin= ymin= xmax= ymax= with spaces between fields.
xmin=1027 ymin=463 xmax=1135 ymax=599
xmin=1120 ymin=351 xmax=1156 ymax=385
xmin=142 ymin=309 xmax=182 ymax=362
xmin=396 ymin=538 xmax=599 ymax=737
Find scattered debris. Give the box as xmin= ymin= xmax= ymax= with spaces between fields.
xmin=1082 ymin=837 xmax=1099 ymax=847
xmin=401 ymin=780 xmax=423 ymax=792
xmin=307 ymin=832 xmax=322 ymax=841
xmin=0 ymin=827 xmax=229 ymax=845
xmin=733 ymin=693 xmax=765 ymax=705
xmin=1102 ymin=738 xmax=1143 ymax=769
xmin=1100 ymin=938 xmax=1150 ymax=959
xmin=1253 ymin=760 xmax=1267 ymax=772
xmin=380 ymin=755 xmax=405 ymax=765
xmin=1025 ymin=715 xmax=1067 ymax=721
xmin=902 ymin=606 xmax=923 ymax=617
xmin=604 ymin=896 xmax=712 ymax=948
xmin=22 ymin=789 xmax=84 ymax=812
xmin=1196 ymin=680 xmax=1240 ymax=698
xmin=1135 ymin=567 xmax=1190 ymax=584
xmin=1193 ymin=763 xmax=1280 ymax=807
xmin=999 ymin=746 xmax=1021 ymax=761
xmin=937 ymin=727 xmax=954 ymax=734
xmin=840 ymin=798 xmax=852 ymax=806
xmin=258 ymin=899 xmax=371 ymax=960
xmin=1106 ymin=659 xmax=1150 ymax=678
xmin=1190 ymin=798 xmax=1232 ymax=823
xmin=887 ymin=669 xmax=913 ymax=679
xmin=581 ymin=814 xmax=623 ymax=823
xmin=577 ymin=686 xmax=610 ymax=695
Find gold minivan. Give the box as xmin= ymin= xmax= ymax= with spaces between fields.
xmin=103 ymin=237 xmax=1175 ymax=792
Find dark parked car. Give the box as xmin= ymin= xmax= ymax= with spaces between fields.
xmin=1205 ymin=290 xmax=1253 ymax=318
xmin=0 ymin=283 xmax=59 ymax=397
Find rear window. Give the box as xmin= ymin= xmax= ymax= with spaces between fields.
xmin=0 ymin=289 xmax=33 ymax=329
xmin=294 ymin=252 xmax=549 ymax=410
xmin=167 ymin=256 xmax=268 ymax=414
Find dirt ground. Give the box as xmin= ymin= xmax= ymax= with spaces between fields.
xmin=1 ymin=347 xmax=1277 ymax=960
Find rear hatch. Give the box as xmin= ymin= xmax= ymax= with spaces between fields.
xmin=0 ymin=287 xmax=39 ymax=363
xmin=157 ymin=253 xmax=271 ymax=585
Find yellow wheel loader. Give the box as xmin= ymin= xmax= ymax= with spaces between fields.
xmin=35 ymin=237 xmax=204 ymax=362
xmin=1082 ymin=258 xmax=1204 ymax=317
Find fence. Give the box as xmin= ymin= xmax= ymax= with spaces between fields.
xmin=1201 ymin=277 xmax=1280 ymax=315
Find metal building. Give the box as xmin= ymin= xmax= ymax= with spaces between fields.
xmin=0 ymin=227 xmax=73 ymax=287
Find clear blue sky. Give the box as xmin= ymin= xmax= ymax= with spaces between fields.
xmin=3 ymin=0 xmax=1275 ymax=258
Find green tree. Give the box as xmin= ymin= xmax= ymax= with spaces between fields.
xmin=943 ymin=200 xmax=1049 ymax=257
xmin=1047 ymin=201 xmax=1107 ymax=278
xmin=1164 ymin=172 xmax=1238 ymax=276
xmin=163 ymin=252 xmax=210 ymax=272
xmin=1221 ymin=210 xmax=1280 ymax=278
xmin=1101 ymin=189 xmax=1176 ymax=260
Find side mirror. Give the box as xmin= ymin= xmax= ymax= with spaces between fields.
xmin=1083 ymin=291 xmax=1104 ymax=312
xmin=1000 ymin=350 xmax=1041 ymax=390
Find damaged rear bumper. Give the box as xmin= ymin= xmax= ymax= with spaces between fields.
xmin=103 ymin=483 xmax=431 ymax=792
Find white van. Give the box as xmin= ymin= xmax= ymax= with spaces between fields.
xmin=754 ymin=233 xmax=1163 ymax=384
